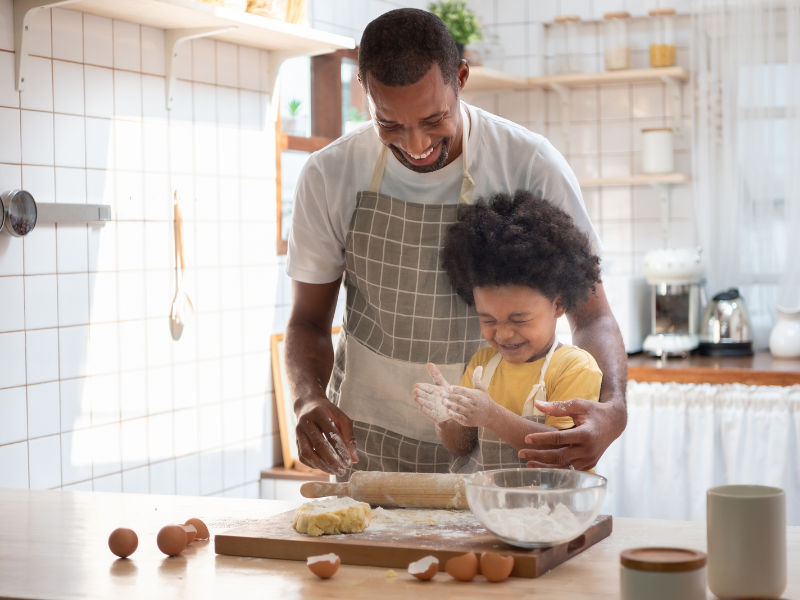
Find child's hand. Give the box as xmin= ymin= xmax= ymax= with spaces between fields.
xmin=442 ymin=367 xmax=498 ymax=428
xmin=413 ymin=363 xmax=451 ymax=423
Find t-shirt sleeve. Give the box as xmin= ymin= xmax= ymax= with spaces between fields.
xmin=285 ymin=154 xmax=348 ymax=284
xmin=544 ymin=350 xmax=603 ymax=430
xmin=528 ymin=138 xmax=604 ymax=256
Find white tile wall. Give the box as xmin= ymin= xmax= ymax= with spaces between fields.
xmin=0 ymin=6 xmax=284 ymax=495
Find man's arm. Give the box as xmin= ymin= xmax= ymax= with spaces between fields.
xmin=285 ymin=278 xmax=358 ymax=476
xmin=519 ymin=282 xmax=627 ymax=470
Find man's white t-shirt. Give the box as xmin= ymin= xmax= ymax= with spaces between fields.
xmin=286 ymin=102 xmax=602 ymax=284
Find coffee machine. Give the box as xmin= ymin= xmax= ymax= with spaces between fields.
xmin=642 ymin=247 xmax=705 ymax=357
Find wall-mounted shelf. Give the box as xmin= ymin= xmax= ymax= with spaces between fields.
xmin=529 ymin=66 xmax=690 ymax=88
xmin=577 ymin=173 xmax=689 ymax=187
xmin=577 ymin=173 xmax=690 ymax=248
xmin=462 ymin=66 xmax=527 ymax=97
xmin=15 ymin=0 xmax=354 ymax=111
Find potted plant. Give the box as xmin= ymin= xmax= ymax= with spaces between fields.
xmin=344 ymin=106 xmax=368 ymax=134
xmin=428 ymin=1 xmax=483 ymax=61
xmin=283 ymin=98 xmax=302 ymax=134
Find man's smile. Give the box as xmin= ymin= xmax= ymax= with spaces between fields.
xmin=395 ymin=140 xmax=443 ymax=166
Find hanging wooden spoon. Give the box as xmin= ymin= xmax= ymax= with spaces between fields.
xmin=169 ymin=190 xmax=194 ymax=341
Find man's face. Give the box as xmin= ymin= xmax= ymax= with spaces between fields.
xmin=363 ymin=63 xmax=468 ymax=173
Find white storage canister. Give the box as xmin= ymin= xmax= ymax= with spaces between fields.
xmin=641 ymin=128 xmax=673 ymax=173
xmin=620 ymin=547 xmax=707 ymax=600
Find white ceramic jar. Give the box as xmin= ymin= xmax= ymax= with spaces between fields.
xmin=707 ymin=485 xmax=787 ymax=598
xmin=641 ymin=128 xmax=674 ymax=173
xmin=769 ymin=306 xmax=800 ymax=358
xmin=620 ymin=547 xmax=707 ymax=600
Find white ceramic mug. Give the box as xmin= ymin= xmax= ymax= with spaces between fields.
xmin=707 ymin=485 xmax=787 ymax=598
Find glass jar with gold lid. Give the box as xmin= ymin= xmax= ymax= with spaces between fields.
xmin=649 ymin=8 xmax=676 ymax=67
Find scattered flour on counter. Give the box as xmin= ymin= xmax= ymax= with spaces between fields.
xmin=486 ymin=504 xmax=582 ymax=543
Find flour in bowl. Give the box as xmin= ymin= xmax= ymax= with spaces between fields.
xmin=485 ymin=503 xmax=582 ymax=543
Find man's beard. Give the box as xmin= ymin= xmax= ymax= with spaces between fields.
xmin=390 ymin=140 xmax=450 ymax=174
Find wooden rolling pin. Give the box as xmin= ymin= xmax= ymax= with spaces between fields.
xmin=300 ymin=472 xmax=468 ymax=509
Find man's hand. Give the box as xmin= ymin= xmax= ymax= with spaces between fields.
xmin=441 ymin=367 xmax=498 ymax=428
xmin=295 ymin=397 xmax=358 ymax=477
xmin=413 ymin=363 xmax=452 ymax=423
xmin=518 ymin=398 xmax=625 ymax=471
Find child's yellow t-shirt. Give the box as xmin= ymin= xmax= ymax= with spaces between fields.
xmin=459 ymin=344 xmax=603 ymax=430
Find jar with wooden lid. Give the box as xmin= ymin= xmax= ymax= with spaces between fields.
xmin=603 ymin=12 xmax=631 ymax=70
xmin=649 ymin=8 xmax=676 ymax=67
xmin=620 ymin=547 xmax=707 ymax=600
xmin=552 ymin=15 xmax=582 ymax=74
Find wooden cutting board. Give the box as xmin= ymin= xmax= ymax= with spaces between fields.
xmin=215 ymin=508 xmax=612 ymax=578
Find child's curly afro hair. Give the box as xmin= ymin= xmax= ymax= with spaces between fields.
xmin=441 ymin=190 xmax=602 ymax=312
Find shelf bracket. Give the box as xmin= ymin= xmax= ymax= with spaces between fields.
xmin=649 ymin=181 xmax=672 ymax=247
xmin=14 ymin=0 xmax=81 ymax=91
xmin=265 ymin=50 xmax=310 ymax=123
xmin=661 ymin=75 xmax=683 ymax=136
xmin=165 ymin=26 xmax=236 ymax=110
xmin=550 ymin=82 xmax=571 ymax=147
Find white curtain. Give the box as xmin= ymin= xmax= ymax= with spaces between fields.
xmin=692 ymin=0 xmax=800 ymax=347
xmin=597 ymin=381 xmax=800 ymax=525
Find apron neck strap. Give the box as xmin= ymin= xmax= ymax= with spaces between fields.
xmin=537 ymin=336 xmax=560 ymax=386
xmin=368 ymin=103 xmax=475 ymax=203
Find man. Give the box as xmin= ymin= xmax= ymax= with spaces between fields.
xmin=285 ymin=8 xmax=627 ymax=478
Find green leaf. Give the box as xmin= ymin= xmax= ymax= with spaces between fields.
xmin=427 ymin=0 xmax=484 ymax=45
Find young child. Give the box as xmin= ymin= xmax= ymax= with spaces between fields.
xmin=413 ymin=190 xmax=603 ymax=473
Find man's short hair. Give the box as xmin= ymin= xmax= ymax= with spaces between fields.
xmin=358 ymin=8 xmax=460 ymax=91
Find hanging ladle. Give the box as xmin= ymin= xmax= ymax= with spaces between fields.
xmin=169 ymin=190 xmax=194 ymax=341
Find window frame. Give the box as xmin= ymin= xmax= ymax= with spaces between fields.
xmin=276 ymin=48 xmax=360 ymax=255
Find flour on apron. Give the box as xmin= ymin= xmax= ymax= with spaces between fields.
xmin=451 ymin=338 xmax=560 ymax=474
xmin=329 ymin=105 xmax=484 ymax=478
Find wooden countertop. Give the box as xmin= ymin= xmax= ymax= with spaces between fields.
xmin=0 ymin=488 xmax=798 ymax=599
xmin=628 ymin=351 xmax=800 ymax=386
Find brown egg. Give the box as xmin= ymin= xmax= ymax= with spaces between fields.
xmin=408 ymin=556 xmax=439 ymax=581
xmin=157 ymin=525 xmax=188 ymax=556
xmin=180 ymin=524 xmax=197 ymax=544
xmin=480 ymin=552 xmax=514 ymax=583
xmin=108 ymin=527 xmax=138 ymax=558
xmin=184 ymin=518 xmax=209 ymax=539
xmin=445 ymin=552 xmax=478 ymax=582
xmin=307 ymin=553 xmax=340 ymax=579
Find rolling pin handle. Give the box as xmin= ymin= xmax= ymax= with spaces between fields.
xmin=300 ymin=481 xmax=349 ymax=499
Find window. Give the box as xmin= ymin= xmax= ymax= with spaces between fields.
xmin=276 ymin=49 xmax=364 ymax=254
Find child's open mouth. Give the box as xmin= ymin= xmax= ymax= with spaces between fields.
xmin=498 ymin=342 xmax=527 ymax=353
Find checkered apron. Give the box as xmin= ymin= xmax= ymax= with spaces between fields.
xmin=329 ymin=105 xmax=485 ymax=477
xmin=451 ymin=339 xmax=559 ymax=474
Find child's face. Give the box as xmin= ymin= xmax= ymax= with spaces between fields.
xmin=473 ymin=285 xmax=565 ymax=364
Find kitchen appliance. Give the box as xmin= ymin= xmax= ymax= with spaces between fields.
xmin=603 ymin=275 xmax=651 ymax=353
xmin=642 ymin=247 xmax=705 ymax=357
xmin=699 ymin=288 xmax=754 ymax=356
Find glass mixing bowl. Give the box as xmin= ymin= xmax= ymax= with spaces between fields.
xmin=465 ymin=468 xmax=607 ymax=548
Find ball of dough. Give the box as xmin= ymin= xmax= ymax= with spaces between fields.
xmin=292 ymin=497 xmax=372 ymax=537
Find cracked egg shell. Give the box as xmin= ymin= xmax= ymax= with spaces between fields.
xmin=180 ymin=523 xmax=197 ymax=544
xmin=445 ymin=552 xmax=478 ymax=581
xmin=108 ymin=527 xmax=138 ymax=558
xmin=157 ymin=524 xmax=188 ymax=556
xmin=307 ymin=553 xmax=340 ymax=579
xmin=184 ymin=518 xmax=209 ymax=539
xmin=408 ymin=556 xmax=439 ymax=581
xmin=480 ymin=552 xmax=514 ymax=583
